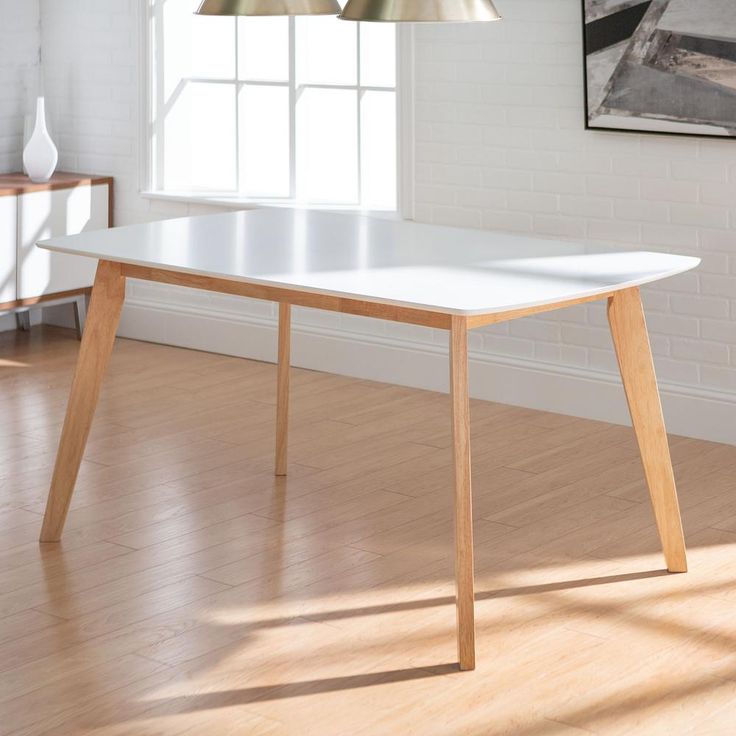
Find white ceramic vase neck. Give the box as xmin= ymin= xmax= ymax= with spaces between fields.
xmin=23 ymin=97 xmax=58 ymax=183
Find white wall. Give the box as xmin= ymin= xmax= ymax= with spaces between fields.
xmin=0 ymin=0 xmax=41 ymax=333
xmin=27 ymin=0 xmax=736 ymax=443
xmin=0 ymin=0 xmax=40 ymax=174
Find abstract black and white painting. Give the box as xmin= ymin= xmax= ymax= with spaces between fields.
xmin=583 ymin=0 xmax=736 ymax=137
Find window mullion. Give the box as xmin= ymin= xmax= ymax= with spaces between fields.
xmin=234 ymin=17 xmax=241 ymax=194
xmin=289 ymin=17 xmax=297 ymax=201
xmin=356 ymin=23 xmax=362 ymax=208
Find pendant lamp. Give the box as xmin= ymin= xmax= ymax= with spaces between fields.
xmin=339 ymin=0 xmax=501 ymax=22
xmin=195 ymin=0 xmax=341 ymax=16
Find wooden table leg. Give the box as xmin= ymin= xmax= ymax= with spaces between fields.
xmin=275 ymin=302 xmax=291 ymax=477
xmin=40 ymin=261 xmax=126 ymax=542
xmin=608 ymin=287 xmax=687 ymax=573
xmin=450 ymin=315 xmax=476 ymax=670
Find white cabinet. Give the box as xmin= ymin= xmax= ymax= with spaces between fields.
xmin=0 ymin=173 xmax=112 ymax=328
xmin=17 ymin=184 xmax=109 ymax=299
xmin=0 ymin=195 xmax=17 ymax=306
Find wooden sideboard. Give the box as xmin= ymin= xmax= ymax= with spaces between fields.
xmin=0 ymin=172 xmax=113 ymax=335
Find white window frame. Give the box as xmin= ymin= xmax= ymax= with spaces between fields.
xmin=138 ymin=0 xmax=415 ymax=218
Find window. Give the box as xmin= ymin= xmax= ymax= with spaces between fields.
xmin=147 ymin=0 xmax=398 ymax=211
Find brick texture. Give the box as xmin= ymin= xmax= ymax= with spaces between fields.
xmin=27 ymin=0 xmax=736 ymax=400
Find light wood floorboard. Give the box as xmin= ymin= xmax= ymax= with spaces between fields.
xmin=1 ymin=326 xmax=736 ymax=735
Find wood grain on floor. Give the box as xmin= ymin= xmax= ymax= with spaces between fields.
xmin=1 ymin=326 xmax=736 ymax=735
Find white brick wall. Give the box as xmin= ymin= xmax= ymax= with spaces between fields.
xmin=0 ymin=0 xmax=40 ymax=332
xmin=9 ymin=0 xmax=736 ymax=442
xmin=413 ymin=1 xmax=736 ymax=398
xmin=0 ymin=0 xmax=40 ymax=173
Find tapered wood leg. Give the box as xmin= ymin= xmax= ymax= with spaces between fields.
xmin=40 ymin=261 xmax=126 ymax=542
xmin=275 ymin=302 xmax=291 ymax=477
xmin=608 ymin=287 xmax=687 ymax=573
xmin=450 ymin=315 xmax=476 ymax=670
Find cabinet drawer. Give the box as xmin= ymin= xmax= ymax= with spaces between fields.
xmin=0 ymin=195 xmax=17 ymax=306
xmin=17 ymin=184 xmax=109 ymax=300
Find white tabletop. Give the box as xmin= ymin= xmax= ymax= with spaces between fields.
xmin=38 ymin=209 xmax=699 ymax=316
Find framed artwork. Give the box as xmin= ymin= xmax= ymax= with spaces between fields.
xmin=582 ymin=0 xmax=736 ymax=138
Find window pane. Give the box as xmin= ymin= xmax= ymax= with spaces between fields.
xmin=297 ymin=88 xmax=358 ymax=203
xmin=296 ymin=16 xmax=357 ymax=86
xmin=159 ymin=1 xmax=234 ymax=89
xmin=361 ymin=91 xmax=397 ymax=210
xmin=191 ymin=15 xmax=235 ymax=79
xmin=164 ymin=82 xmax=237 ymax=191
xmin=360 ymin=24 xmax=396 ymax=88
xmin=238 ymin=17 xmax=289 ymax=82
xmin=240 ymin=85 xmax=290 ymax=197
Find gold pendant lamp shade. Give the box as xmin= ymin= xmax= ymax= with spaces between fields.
xmin=339 ymin=0 xmax=501 ymax=22
xmin=195 ymin=0 xmax=341 ymax=16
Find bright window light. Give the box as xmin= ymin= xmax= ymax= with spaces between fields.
xmin=149 ymin=0 xmax=398 ymax=210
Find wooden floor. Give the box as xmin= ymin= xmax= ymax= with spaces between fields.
xmin=2 ymin=326 xmax=736 ymax=735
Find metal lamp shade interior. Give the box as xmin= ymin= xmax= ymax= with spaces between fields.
xmin=195 ymin=0 xmax=341 ymax=16
xmin=339 ymin=0 xmax=502 ymax=22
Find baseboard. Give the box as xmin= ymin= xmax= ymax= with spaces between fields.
xmin=116 ymin=293 xmax=736 ymax=446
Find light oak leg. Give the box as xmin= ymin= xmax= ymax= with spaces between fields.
xmin=275 ymin=302 xmax=291 ymax=477
xmin=40 ymin=261 xmax=126 ymax=542
xmin=608 ymin=288 xmax=687 ymax=573
xmin=450 ymin=315 xmax=476 ymax=670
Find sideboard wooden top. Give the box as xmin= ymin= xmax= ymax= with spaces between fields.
xmin=0 ymin=172 xmax=113 ymax=197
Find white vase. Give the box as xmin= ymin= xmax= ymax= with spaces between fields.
xmin=23 ymin=97 xmax=58 ymax=183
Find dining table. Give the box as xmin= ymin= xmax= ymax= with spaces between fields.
xmin=36 ymin=208 xmax=699 ymax=671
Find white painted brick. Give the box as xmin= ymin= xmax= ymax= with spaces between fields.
xmin=671 ymin=295 xmax=729 ymax=319
xmin=653 ymin=358 xmax=700 ymax=386
xmin=482 ymin=334 xmax=536 ymax=359
xmin=535 ymin=343 xmax=588 ymax=367
xmin=701 ymin=319 xmax=736 ymax=345
xmin=700 ymin=229 xmax=736 ymax=253
xmin=558 ymin=152 xmax=612 ymax=175
xmin=587 ymin=219 xmax=640 ymax=244
xmin=533 ymin=215 xmax=586 ymax=239
xmin=456 ymin=145 xmax=506 ymax=167
xmin=507 ymin=191 xmax=558 ymax=214
xmin=670 ymin=204 xmax=729 ymax=229
xmin=506 ymin=149 xmax=558 ymax=171
xmin=430 ymin=206 xmax=482 ymax=229
xmin=696 ymin=252 xmax=729 ymax=274
xmin=612 ymin=156 xmax=668 ymax=179
xmin=481 ymin=209 xmax=533 ymax=233
xmin=700 ymin=183 xmax=736 ymax=208
xmin=646 ymin=313 xmax=698 ymax=338
xmin=561 ymin=325 xmax=612 ymax=350
xmin=642 ymin=224 xmax=698 ymax=249
xmin=641 ymin=179 xmax=698 ymax=204
xmin=534 ymin=172 xmax=585 ymax=195
xmin=587 ymin=175 xmax=639 ymax=199
xmin=455 ymin=187 xmax=507 ymax=209
xmin=700 ymin=275 xmax=736 ymax=299
xmin=671 ymin=160 xmax=728 ymax=184
xmin=614 ymin=199 xmax=669 ymax=224
xmin=588 ymin=348 xmax=618 ymax=374
xmin=559 ymin=195 xmax=612 ymax=219
xmin=700 ymin=366 xmax=736 ymax=393
xmin=482 ymin=169 xmax=532 ymax=191
xmin=509 ymin=319 xmax=561 ymax=342
xmin=672 ymin=339 xmax=729 ymax=365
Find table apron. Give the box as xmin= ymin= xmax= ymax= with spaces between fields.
xmin=119 ymin=262 xmax=616 ymax=331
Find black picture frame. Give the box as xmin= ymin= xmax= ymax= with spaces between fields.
xmin=580 ymin=0 xmax=736 ymax=141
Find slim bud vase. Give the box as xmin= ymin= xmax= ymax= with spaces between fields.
xmin=23 ymin=97 xmax=58 ymax=183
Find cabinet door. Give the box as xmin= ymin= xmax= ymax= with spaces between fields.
xmin=17 ymin=184 xmax=109 ymax=300
xmin=0 ymin=195 xmax=17 ymax=306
